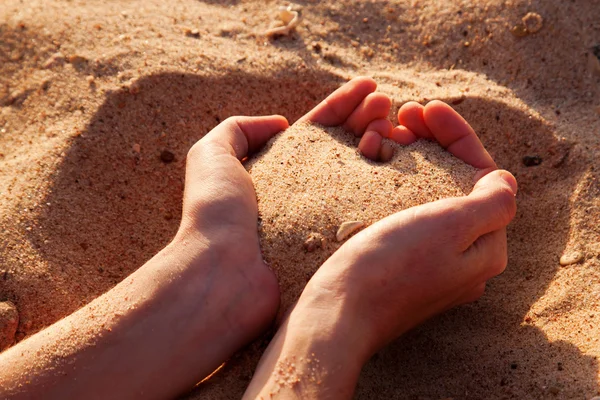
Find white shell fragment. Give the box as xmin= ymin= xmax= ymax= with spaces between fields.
xmin=264 ymin=5 xmax=301 ymax=37
xmin=559 ymin=251 xmax=584 ymax=266
xmin=336 ymin=221 xmax=364 ymax=242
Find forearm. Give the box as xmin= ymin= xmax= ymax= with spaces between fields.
xmin=0 ymin=235 xmax=233 ymax=399
xmin=243 ymin=285 xmax=369 ymax=400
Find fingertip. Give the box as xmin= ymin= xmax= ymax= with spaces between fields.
xmin=379 ymin=141 xmax=394 ymax=162
xmin=271 ymin=114 xmax=290 ymax=130
xmin=397 ymin=102 xmax=434 ymax=139
xmin=474 ymin=169 xmax=518 ymax=196
xmin=498 ymin=170 xmax=518 ymax=195
xmin=358 ymin=130 xmax=382 ymax=161
xmin=351 ymin=76 xmax=377 ymax=91
xmin=365 ymin=118 xmax=393 ymax=138
xmin=389 ymin=125 xmax=418 ymax=145
xmin=344 ymin=93 xmax=392 ymax=136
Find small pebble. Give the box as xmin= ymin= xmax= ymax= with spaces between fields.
xmin=303 ymin=233 xmax=324 ymax=252
xmin=68 ymin=54 xmax=88 ymax=65
xmin=549 ymin=386 xmax=560 ymax=395
xmin=185 ymin=28 xmax=200 ymax=38
xmin=559 ymin=251 xmax=584 ymax=266
xmin=336 ymin=221 xmax=364 ymax=242
xmin=86 ymin=75 xmax=95 ymax=85
xmin=132 ymin=143 xmax=141 ymax=153
xmin=522 ymin=155 xmax=542 ymax=167
xmin=522 ymin=12 xmax=543 ymax=33
xmin=160 ymin=150 xmax=175 ymax=163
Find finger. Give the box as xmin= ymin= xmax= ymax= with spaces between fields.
xmin=298 ymin=76 xmax=377 ymax=126
xmin=358 ymin=131 xmax=382 ymax=161
xmin=457 ymin=170 xmax=517 ymax=244
xmin=397 ymin=101 xmax=434 ymax=139
xmin=464 ymin=228 xmax=508 ymax=280
xmin=389 ymin=125 xmax=417 ymax=145
xmin=358 ymin=119 xmax=393 ymax=161
xmin=201 ymin=115 xmax=289 ymax=160
xmin=365 ymin=118 xmax=393 ymax=139
xmin=342 ymin=93 xmax=392 ymax=136
xmin=422 ymin=100 xmax=496 ymax=171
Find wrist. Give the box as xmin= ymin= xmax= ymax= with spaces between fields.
xmin=245 ymin=285 xmax=369 ymax=400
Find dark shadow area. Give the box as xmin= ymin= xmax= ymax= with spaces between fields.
xmin=10 ymin=69 xmax=341 ymax=336
xmin=3 ymin=59 xmax=596 ymax=399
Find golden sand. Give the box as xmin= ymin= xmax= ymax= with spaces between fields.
xmin=1 ymin=0 xmax=600 ymax=398
xmin=248 ymin=123 xmax=476 ymax=314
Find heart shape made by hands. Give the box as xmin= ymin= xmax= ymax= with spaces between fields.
xmin=247 ymin=122 xmax=476 ymax=314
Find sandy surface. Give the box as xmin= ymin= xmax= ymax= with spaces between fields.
xmin=249 ymin=123 xmax=476 ymax=317
xmin=1 ymin=0 xmax=600 ymax=399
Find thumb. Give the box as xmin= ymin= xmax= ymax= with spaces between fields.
xmin=463 ymin=169 xmax=518 ymax=238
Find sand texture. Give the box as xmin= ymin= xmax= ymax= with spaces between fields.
xmin=248 ymin=123 xmax=476 ymax=315
xmin=1 ymin=0 xmax=600 ymax=399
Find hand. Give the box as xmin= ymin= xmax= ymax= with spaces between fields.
xmin=307 ymin=99 xmax=517 ymax=358
xmin=244 ymin=97 xmax=517 ymax=400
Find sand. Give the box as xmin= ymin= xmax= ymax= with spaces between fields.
xmin=1 ymin=0 xmax=600 ymax=399
xmin=248 ymin=123 xmax=476 ymax=316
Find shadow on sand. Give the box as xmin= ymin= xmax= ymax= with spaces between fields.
xmin=19 ymin=69 xmax=598 ymax=399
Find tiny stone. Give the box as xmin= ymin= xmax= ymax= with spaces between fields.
xmin=86 ymin=75 xmax=95 ymax=85
xmin=68 ymin=54 xmax=88 ymax=64
xmin=522 ymin=155 xmax=542 ymax=167
xmin=557 ymin=362 xmax=563 ymax=371
xmin=132 ymin=143 xmax=141 ymax=153
xmin=303 ymin=233 xmax=324 ymax=252
xmin=559 ymin=251 xmax=584 ymax=266
xmin=336 ymin=221 xmax=364 ymax=242
xmin=185 ymin=28 xmax=200 ymax=38
xmin=311 ymin=41 xmax=322 ymax=53
xmin=160 ymin=150 xmax=175 ymax=163
xmin=510 ymin=362 xmax=518 ymax=369
xmin=549 ymin=386 xmax=560 ymax=395
xmin=522 ymin=12 xmax=543 ymax=33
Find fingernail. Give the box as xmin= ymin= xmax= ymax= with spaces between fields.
xmin=499 ymin=170 xmax=518 ymax=195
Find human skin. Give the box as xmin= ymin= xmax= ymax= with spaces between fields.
xmin=0 ymin=77 xmax=393 ymax=399
xmin=244 ymin=100 xmax=518 ymax=399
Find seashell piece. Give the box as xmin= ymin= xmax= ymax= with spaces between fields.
xmin=336 ymin=221 xmax=364 ymax=242
xmin=264 ymin=5 xmax=301 ymax=37
xmin=559 ymin=251 xmax=584 ymax=266
xmin=279 ymin=8 xmax=295 ymax=25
